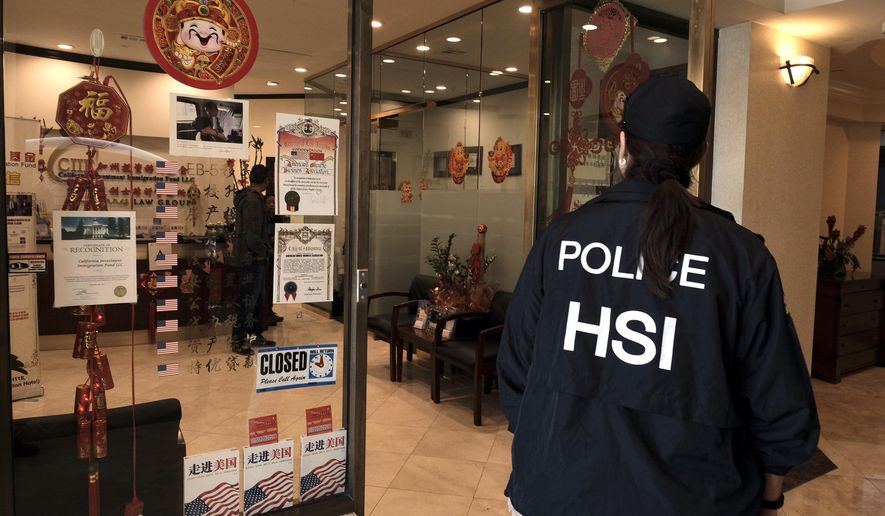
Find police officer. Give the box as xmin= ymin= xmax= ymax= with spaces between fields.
xmin=498 ymin=76 xmax=819 ymax=516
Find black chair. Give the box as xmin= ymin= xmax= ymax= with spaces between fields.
xmin=13 ymin=398 xmax=186 ymax=516
xmin=367 ymin=274 xmax=437 ymax=381
xmin=434 ymin=291 xmax=512 ymax=426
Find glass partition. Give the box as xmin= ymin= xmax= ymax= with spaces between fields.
xmin=3 ymin=0 xmax=368 ymax=514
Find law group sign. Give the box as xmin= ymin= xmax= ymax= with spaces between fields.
xmin=255 ymin=344 xmax=337 ymax=393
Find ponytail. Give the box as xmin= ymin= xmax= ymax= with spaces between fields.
xmin=625 ymin=134 xmax=705 ymax=299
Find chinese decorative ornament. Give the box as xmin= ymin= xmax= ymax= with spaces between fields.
xmin=487 ymin=137 xmax=514 ymax=184
xmin=569 ymin=68 xmax=593 ymax=110
xmin=419 ymin=179 xmax=429 ymax=200
xmin=448 ymin=142 xmax=470 ymax=185
xmin=187 ymin=182 xmax=201 ymax=226
xmin=583 ymin=0 xmax=635 ymax=72
xmin=56 ymin=80 xmax=130 ymax=147
xmin=599 ymin=53 xmax=650 ymax=137
xmin=144 ymin=0 xmax=260 ymax=89
xmin=400 ymin=180 xmax=413 ymax=204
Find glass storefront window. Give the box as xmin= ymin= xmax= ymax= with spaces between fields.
xmin=3 ymin=1 xmax=369 ymax=514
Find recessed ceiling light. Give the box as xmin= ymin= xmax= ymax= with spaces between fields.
xmin=519 ymin=5 xmax=532 ymax=14
xmin=490 ymin=70 xmax=503 ymax=76
xmin=304 ymin=86 xmax=313 ymax=91
xmin=334 ymin=108 xmax=342 ymax=111
xmin=339 ymin=101 xmax=347 ymax=105
xmin=416 ymin=44 xmax=430 ymax=52
xmin=505 ymin=66 xmax=518 ymax=72
xmin=544 ymin=80 xmax=551 ymax=84
xmin=647 ymin=36 xmax=661 ymax=41
xmin=294 ymin=67 xmax=308 ymax=73
xmin=653 ymin=37 xmax=668 ymax=44
xmin=57 ymin=43 xmax=74 ymax=50
xmin=424 ymin=89 xmax=435 ymax=94
xmin=582 ymin=24 xmax=598 ymax=31
xmin=543 ymin=112 xmax=551 ymax=116
xmin=340 ymin=112 xmax=347 ymax=116
xmin=335 ymin=73 xmax=347 ymax=78
xmin=446 ymin=36 xmax=461 ymax=43
xmin=266 ymin=81 xmax=279 ymax=86
xmin=472 ymin=99 xmax=481 ymax=103
xmin=436 ymin=85 xmax=447 ymax=90
xmin=401 ymin=89 xmax=412 ymax=94
xmin=382 ymin=58 xmax=396 ymax=64
xmin=371 ymin=20 xmax=383 ymax=28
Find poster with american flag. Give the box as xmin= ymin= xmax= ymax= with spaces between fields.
xmin=300 ymin=429 xmax=346 ymax=502
xmin=183 ymin=449 xmax=240 ymax=516
xmin=243 ymin=440 xmax=294 ymax=515
xmin=155 ymin=160 xmax=179 ymax=175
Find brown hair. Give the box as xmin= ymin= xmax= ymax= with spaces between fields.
xmin=624 ymin=133 xmax=706 ymax=299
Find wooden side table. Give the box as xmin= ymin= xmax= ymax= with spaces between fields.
xmin=812 ymin=274 xmax=885 ymax=383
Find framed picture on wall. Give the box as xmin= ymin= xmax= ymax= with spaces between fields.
xmin=433 ymin=146 xmax=483 ymax=178
xmin=510 ymin=144 xmax=523 ymax=177
xmin=169 ymin=93 xmax=249 ymax=159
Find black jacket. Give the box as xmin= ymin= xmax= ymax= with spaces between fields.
xmin=233 ymin=188 xmax=268 ymax=264
xmin=498 ymin=178 xmax=819 ymax=516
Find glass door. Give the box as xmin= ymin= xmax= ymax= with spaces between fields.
xmin=1 ymin=0 xmax=371 ymax=514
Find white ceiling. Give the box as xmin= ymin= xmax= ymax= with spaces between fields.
xmin=3 ymin=0 xmax=884 ymax=95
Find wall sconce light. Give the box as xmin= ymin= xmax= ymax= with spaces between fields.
xmin=780 ymin=56 xmax=819 ymax=87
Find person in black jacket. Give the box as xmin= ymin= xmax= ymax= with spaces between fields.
xmin=498 ymin=76 xmax=819 ymax=516
xmin=231 ymin=165 xmax=276 ymax=354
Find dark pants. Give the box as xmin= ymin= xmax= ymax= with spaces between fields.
xmin=234 ymin=259 xmax=266 ymax=340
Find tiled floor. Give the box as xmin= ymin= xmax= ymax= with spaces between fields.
xmin=12 ymin=307 xmax=885 ymax=515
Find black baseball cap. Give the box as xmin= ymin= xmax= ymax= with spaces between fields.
xmin=622 ymin=75 xmax=711 ymax=146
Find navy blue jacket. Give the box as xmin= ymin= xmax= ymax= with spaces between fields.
xmin=498 ymin=177 xmax=819 ymax=515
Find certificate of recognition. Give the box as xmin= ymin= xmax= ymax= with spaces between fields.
xmin=275 ymin=114 xmax=339 ymax=216
xmin=52 ymin=211 xmax=137 ymax=307
xmin=272 ymin=224 xmax=334 ymax=304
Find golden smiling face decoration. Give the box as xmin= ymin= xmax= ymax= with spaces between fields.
xmin=487 ymin=137 xmax=514 ymax=184
xmin=448 ymin=142 xmax=470 ymax=185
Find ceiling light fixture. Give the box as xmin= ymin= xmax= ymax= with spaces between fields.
xmin=425 ymin=89 xmax=435 ymax=94
xmin=57 ymin=43 xmax=74 ymax=50
xmin=436 ymin=85 xmax=447 ymax=90
xmin=543 ymin=112 xmax=551 ymax=116
xmin=780 ymin=56 xmax=819 ymax=87
xmin=294 ymin=67 xmax=308 ymax=73
xmin=519 ymin=5 xmax=532 ymax=14
xmin=339 ymin=101 xmax=347 ymax=105
xmin=490 ymin=70 xmax=503 ymax=76
xmin=334 ymin=108 xmax=342 ymax=111
xmin=473 ymin=99 xmax=481 ymax=103
xmin=382 ymin=58 xmax=396 ymax=64
xmin=304 ymin=86 xmax=313 ymax=91
xmin=582 ymin=24 xmax=598 ymax=31
xmin=505 ymin=66 xmax=518 ymax=72
xmin=653 ymin=37 xmax=668 ymax=44
xmin=401 ymin=89 xmax=412 ymax=94
xmin=416 ymin=44 xmax=430 ymax=52
xmin=266 ymin=81 xmax=279 ymax=86
xmin=446 ymin=36 xmax=461 ymax=43
xmin=340 ymin=113 xmax=347 ymax=116
xmin=371 ymin=20 xmax=383 ymax=28
xmin=544 ymin=80 xmax=551 ymax=84
xmin=335 ymin=73 xmax=347 ymax=78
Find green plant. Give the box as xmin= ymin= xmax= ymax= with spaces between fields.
xmin=426 ymin=234 xmax=468 ymax=292
xmin=819 ymin=215 xmax=865 ymax=277
xmin=250 ymin=135 xmax=264 ymax=166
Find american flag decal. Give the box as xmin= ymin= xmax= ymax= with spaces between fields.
xmin=156 ymin=231 xmax=178 ymax=244
xmin=156 ymin=273 xmax=178 ymax=288
xmin=157 ymin=298 xmax=178 ymax=312
xmin=184 ymin=481 xmax=238 ymax=516
xmin=155 ymin=251 xmax=178 ymax=268
xmin=157 ymin=341 xmax=179 ymax=355
xmin=157 ymin=319 xmax=179 ymax=333
xmin=244 ymin=470 xmax=294 ymax=515
xmin=157 ymin=363 xmax=179 ymax=377
xmin=156 ymin=160 xmax=180 ymax=175
xmin=156 ymin=182 xmax=179 ymax=195
xmin=300 ymin=458 xmax=345 ymax=502
xmin=156 ymin=206 xmax=179 ymax=219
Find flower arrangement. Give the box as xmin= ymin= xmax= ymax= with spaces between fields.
xmin=426 ymin=233 xmax=496 ymax=310
xmin=819 ymin=215 xmax=866 ymax=278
